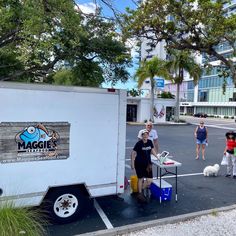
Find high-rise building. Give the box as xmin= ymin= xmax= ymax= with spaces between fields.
xmin=140 ymin=0 xmax=236 ymax=118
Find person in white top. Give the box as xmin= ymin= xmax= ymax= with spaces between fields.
xmin=137 ymin=121 xmax=159 ymax=153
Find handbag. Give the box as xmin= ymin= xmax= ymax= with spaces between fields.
xmin=221 ymin=155 xmax=228 ymax=165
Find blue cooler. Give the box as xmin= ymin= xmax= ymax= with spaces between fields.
xmin=150 ymin=179 xmax=172 ymax=201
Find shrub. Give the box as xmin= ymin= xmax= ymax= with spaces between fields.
xmin=0 ymin=202 xmax=46 ymax=236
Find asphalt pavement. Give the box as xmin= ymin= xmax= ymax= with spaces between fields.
xmin=48 ymin=118 xmax=236 ymax=236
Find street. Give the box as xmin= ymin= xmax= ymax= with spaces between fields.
xmin=48 ymin=117 xmax=236 ymax=236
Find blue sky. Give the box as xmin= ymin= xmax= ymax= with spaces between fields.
xmin=76 ymin=0 xmax=138 ymax=90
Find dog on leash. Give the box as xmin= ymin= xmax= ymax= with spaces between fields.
xmin=203 ymin=164 xmax=220 ymax=177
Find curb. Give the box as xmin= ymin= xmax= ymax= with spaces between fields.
xmin=77 ymin=204 xmax=236 ymax=236
xmin=127 ymin=122 xmax=190 ymax=126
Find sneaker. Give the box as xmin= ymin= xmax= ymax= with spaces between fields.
xmin=225 ymin=174 xmax=231 ymax=177
xmin=195 ymin=156 xmax=199 ymax=160
xmin=137 ymin=193 xmax=147 ymax=203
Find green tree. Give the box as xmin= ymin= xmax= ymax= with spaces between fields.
xmin=159 ymin=91 xmax=175 ymax=99
xmin=166 ymin=50 xmax=201 ymax=121
xmin=0 ymin=0 xmax=131 ymax=86
xmin=123 ymin=0 xmax=236 ymax=86
xmin=135 ymin=57 xmax=170 ymax=121
xmin=127 ymin=88 xmax=143 ymax=97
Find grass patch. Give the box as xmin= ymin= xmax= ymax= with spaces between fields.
xmin=210 ymin=209 xmax=219 ymax=217
xmin=0 ymin=202 xmax=46 ymax=236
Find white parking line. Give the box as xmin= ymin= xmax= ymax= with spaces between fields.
xmin=154 ymin=172 xmax=203 ymax=179
xmin=94 ymin=199 xmax=114 ymax=229
xmin=125 ymin=164 xmax=131 ymax=169
xmin=127 ymin=172 xmax=203 ymax=182
xmin=191 ymin=122 xmax=235 ymax=130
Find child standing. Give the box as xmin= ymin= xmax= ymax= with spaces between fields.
xmin=224 ymin=131 xmax=236 ymax=178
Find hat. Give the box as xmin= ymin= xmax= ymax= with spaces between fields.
xmin=141 ymin=129 xmax=149 ymax=135
xmin=226 ymin=131 xmax=236 ymax=139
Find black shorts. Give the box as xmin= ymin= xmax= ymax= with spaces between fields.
xmin=135 ymin=162 xmax=153 ymax=179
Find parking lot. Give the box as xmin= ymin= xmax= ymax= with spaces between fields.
xmin=48 ymin=119 xmax=236 ymax=236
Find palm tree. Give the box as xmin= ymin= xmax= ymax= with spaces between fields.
xmin=135 ymin=57 xmax=170 ymax=121
xmin=166 ymin=50 xmax=202 ymax=122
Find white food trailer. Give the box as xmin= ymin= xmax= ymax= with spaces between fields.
xmin=0 ymin=82 xmax=126 ymax=223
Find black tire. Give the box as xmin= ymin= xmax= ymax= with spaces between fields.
xmin=42 ymin=187 xmax=87 ymax=224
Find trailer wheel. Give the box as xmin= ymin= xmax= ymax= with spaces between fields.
xmin=44 ymin=187 xmax=87 ymax=224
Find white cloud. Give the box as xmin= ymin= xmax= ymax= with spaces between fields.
xmin=77 ymin=2 xmax=97 ymax=14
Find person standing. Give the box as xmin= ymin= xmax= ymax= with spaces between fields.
xmin=194 ymin=121 xmax=208 ymax=160
xmin=131 ymin=129 xmax=159 ymax=203
xmin=224 ymin=131 xmax=236 ymax=178
xmin=137 ymin=121 xmax=159 ymax=153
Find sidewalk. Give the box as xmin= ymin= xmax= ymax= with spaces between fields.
xmin=122 ymin=208 xmax=236 ymax=236
xmin=80 ymin=205 xmax=236 ymax=236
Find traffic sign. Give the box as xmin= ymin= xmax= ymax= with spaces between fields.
xmin=155 ymin=78 xmax=165 ymax=89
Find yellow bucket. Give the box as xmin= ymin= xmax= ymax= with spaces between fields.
xmin=130 ymin=175 xmax=138 ymax=193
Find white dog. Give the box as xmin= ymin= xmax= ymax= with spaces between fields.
xmin=203 ymin=164 xmax=220 ymax=177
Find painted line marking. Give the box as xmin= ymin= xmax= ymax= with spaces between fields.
xmin=125 ymin=164 xmax=131 ymax=169
xmin=154 ymin=172 xmax=203 ymax=179
xmin=94 ymin=199 xmax=114 ymax=229
xmin=191 ymin=122 xmax=235 ymax=130
xmin=127 ymin=172 xmax=203 ymax=182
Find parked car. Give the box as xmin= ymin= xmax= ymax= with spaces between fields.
xmin=193 ymin=113 xmax=208 ymax=118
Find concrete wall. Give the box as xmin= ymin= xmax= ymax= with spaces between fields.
xmin=127 ymin=97 xmax=176 ymax=123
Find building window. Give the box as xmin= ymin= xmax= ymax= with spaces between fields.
xmin=213 ymin=107 xmax=217 ymax=114
xmin=233 ymin=92 xmax=236 ymax=101
xmin=199 ymin=91 xmax=208 ymax=102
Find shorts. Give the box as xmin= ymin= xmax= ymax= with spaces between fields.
xmin=196 ymin=139 xmax=207 ymax=145
xmin=135 ymin=162 xmax=153 ymax=179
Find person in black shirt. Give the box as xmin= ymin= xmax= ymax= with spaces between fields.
xmin=131 ymin=129 xmax=159 ymax=202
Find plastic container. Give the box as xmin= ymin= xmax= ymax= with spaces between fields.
xmin=130 ymin=175 xmax=138 ymax=193
xmin=150 ymin=179 xmax=172 ymax=201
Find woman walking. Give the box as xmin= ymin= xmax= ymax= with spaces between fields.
xmin=194 ymin=121 xmax=208 ymax=160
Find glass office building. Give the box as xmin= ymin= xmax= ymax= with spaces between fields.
xmin=141 ymin=0 xmax=236 ymax=118
xmin=167 ymin=1 xmax=236 ymax=117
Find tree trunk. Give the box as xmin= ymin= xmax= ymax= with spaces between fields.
xmin=175 ymin=83 xmax=180 ymax=122
xmin=175 ymin=68 xmax=183 ymax=122
xmin=150 ymin=78 xmax=155 ymax=122
xmin=233 ymin=71 xmax=236 ymax=88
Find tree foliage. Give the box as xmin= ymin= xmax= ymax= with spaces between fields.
xmin=123 ymin=0 xmax=236 ymax=85
xmin=127 ymin=88 xmax=143 ymax=97
xmin=166 ymin=49 xmax=202 ymax=85
xmin=165 ymin=49 xmax=201 ymax=121
xmin=158 ymin=91 xmax=175 ymax=99
xmin=0 ymin=0 xmax=131 ymax=86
